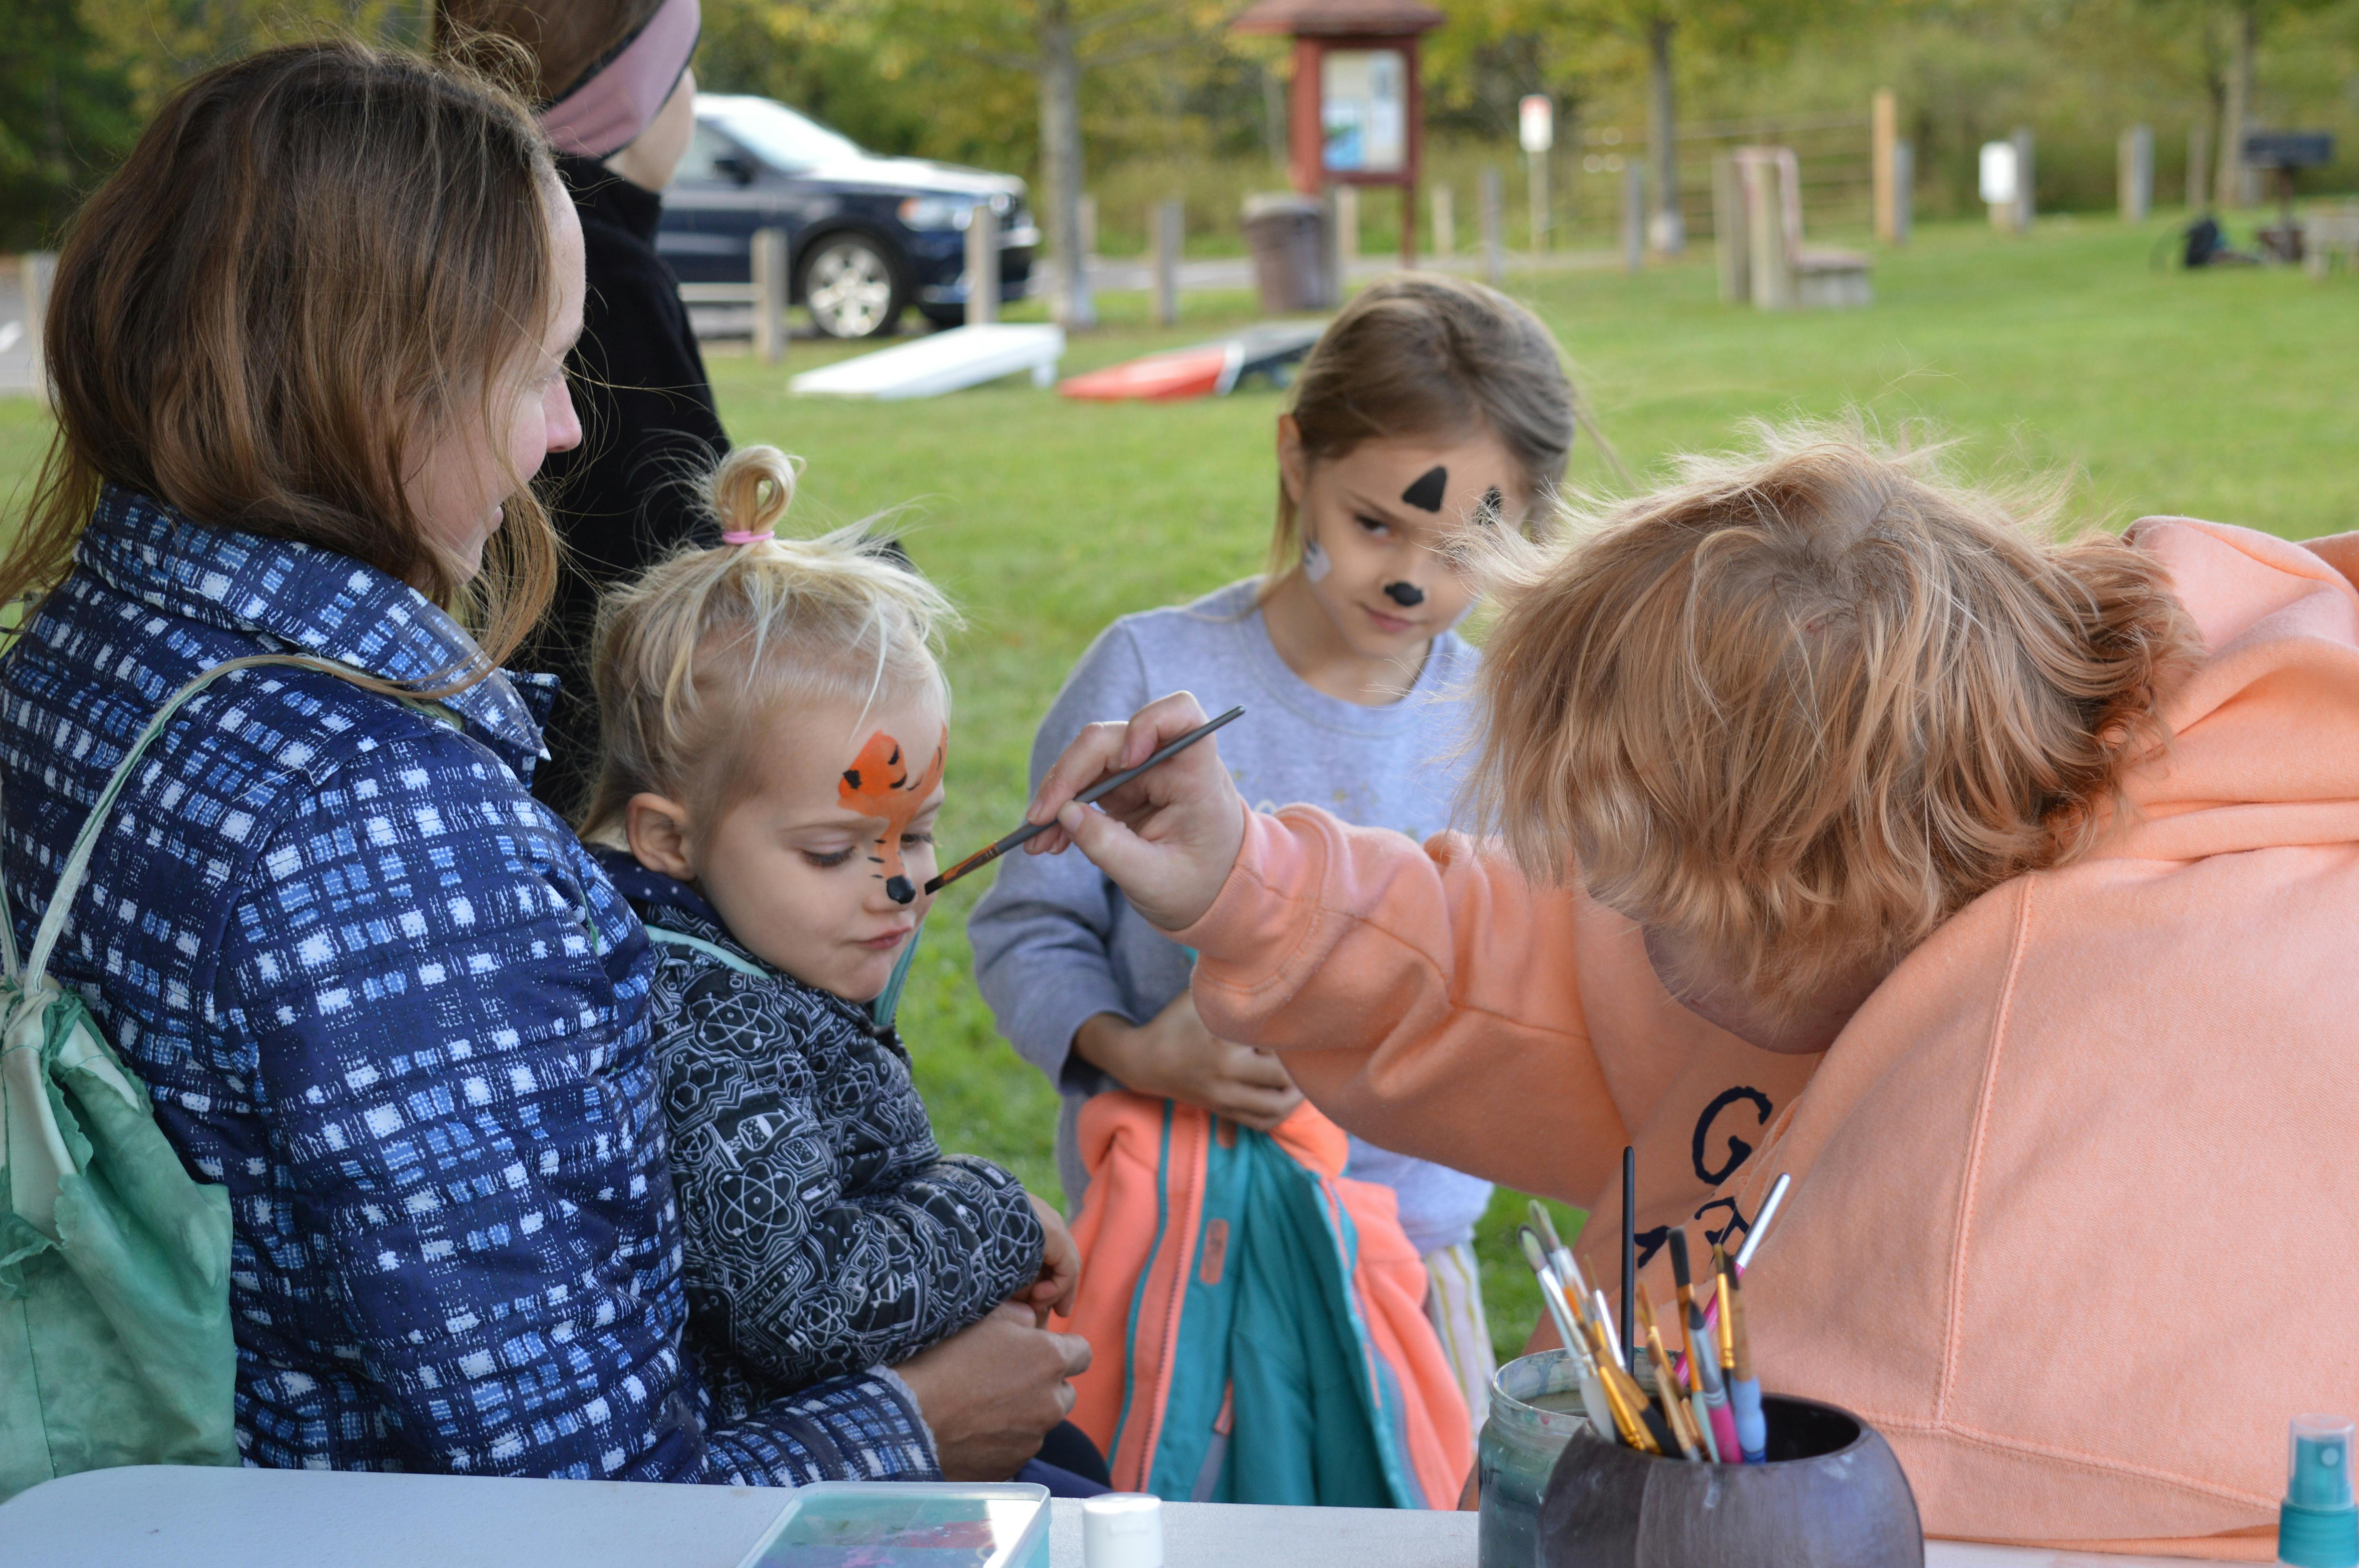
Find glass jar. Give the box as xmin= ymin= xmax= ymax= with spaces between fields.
xmin=1477 ymin=1350 xmax=1592 ymax=1568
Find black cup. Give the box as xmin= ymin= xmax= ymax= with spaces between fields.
xmin=1536 ymin=1396 xmax=1923 ymax=1568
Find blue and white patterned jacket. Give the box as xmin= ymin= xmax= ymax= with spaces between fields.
xmin=0 ymin=488 xmax=938 ymax=1484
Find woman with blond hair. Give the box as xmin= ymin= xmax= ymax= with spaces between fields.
xmin=1018 ymin=423 xmax=2359 ymax=1558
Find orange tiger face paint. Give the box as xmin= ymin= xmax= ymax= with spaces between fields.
xmin=838 ymin=726 xmax=947 ymax=905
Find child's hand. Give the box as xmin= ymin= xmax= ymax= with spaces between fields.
xmin=1073 ymin=993 xmax=1306 ymax=1132
xmin=1023 ymin=692 xmax=1247 ymax=932
xmin=1021 ymin=1192 xmax=1080 ymax=1323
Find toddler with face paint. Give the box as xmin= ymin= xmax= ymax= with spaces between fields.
xmin=970 ymin=275 xmax=1585 ymax=1441
xmin=579 ymin=446 xmax=1094 ymax=1482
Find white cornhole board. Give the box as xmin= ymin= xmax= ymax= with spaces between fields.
xmin=791 ymin=323 xmax=1065 ymax=399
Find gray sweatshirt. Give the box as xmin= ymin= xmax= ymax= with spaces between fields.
xmin=967 ymin=578 xmax=1494 ymax=1253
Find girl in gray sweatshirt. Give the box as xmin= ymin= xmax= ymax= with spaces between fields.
xmin=970 ymin=276 xmax=1587 ymax=1437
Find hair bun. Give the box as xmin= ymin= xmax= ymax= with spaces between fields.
xmin=711 ymin=445 xmax=800 ymax=544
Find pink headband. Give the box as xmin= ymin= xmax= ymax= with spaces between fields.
xmin=722 ymin=530 xmax=770 ymax=546
xmin=539 ymin=0 xmax=702 ymax=160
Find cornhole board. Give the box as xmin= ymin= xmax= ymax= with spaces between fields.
xmin=1059 ymin=321 xmax=1326 ymax=402
xmin=790 ymin=323 xmax=1065 ymax=399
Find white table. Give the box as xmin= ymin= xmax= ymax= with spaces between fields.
xmin=0 ymin=1465 xmax=2237 ymax=1567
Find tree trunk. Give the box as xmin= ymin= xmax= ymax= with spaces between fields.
xmin=2215 ymin=2 xmax=2254 ymax=210
xmin=1646 ymin=15 xmax=1683 ymax=254
xmin=1036 ymin=0 xmax=1095 ymax=329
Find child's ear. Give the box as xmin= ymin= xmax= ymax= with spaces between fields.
xmin=626 ymin=792 xmax=698 ymax=882
xmin=1276 ymin=414 xmax=1307 ymax=506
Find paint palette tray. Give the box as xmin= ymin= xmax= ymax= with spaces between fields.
xmin=732 ymin=1482 xmax=1051 ymax=1568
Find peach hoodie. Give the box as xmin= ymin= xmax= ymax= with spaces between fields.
xmin=1174 ymin=518 xmax=2359 ymax=1560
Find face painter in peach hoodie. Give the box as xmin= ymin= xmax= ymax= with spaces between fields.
xmin=1021 ymin=508 xmax=2359 ymax=1559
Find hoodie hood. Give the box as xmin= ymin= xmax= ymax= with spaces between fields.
xmin=2104 ymin=518 xmax=2359 ymax=863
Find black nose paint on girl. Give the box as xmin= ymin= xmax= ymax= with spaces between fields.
xmin=885 ymin=875 xmax=916 ymax=904
xmin=1383 ymin=581 xmax=1425 ymax=608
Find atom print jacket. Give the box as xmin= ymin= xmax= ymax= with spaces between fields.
xmin=595 ymin=852 xmax=1044 ymax=1405
xmin=0 ymin=488 xmax=937 ymax=1484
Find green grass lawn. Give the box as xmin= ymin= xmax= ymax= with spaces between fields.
xmin=2 ymin=210 xmax=2352 ymax=1359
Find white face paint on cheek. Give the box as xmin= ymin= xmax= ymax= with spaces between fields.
xmin=1302 ymin=537 xmax=1332 ymax=583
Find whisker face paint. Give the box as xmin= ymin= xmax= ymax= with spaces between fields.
xmin=838 ymin=726 xmax=947 ymax=905
xmin=1400 ymin=465 xmax=1448 ymax=513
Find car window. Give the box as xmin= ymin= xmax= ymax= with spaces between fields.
xmin=700 ymin=98 xmax=863 ymax=172
xmin=672 ymin=123 xmax=743 ymax=186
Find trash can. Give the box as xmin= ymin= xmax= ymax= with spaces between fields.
xmin=1244 ymin=192 xmax=1334 ymax=313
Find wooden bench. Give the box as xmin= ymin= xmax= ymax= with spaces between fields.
xmin=2304 ymin=203 xmax=2359 ymax=278
xmin=1714 ymin=146 xmax=1872 ymax=310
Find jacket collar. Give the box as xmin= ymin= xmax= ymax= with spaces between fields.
xmin=77 ymin=486 xmax=553 ymax=778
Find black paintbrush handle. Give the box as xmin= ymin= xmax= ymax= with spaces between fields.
xmin=924 ymin=705 xmax=1246 ymax=895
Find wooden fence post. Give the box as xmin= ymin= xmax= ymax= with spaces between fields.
xmin=751 ymin=227 xmax=788 ymax=362
xmin=2010 ymin=127 xmax=2036 ymax=231
xmin=2119 ymin=125 xmax=2153 ymax=222
xmin=1712 ymin=154 xmax=1747 ymax=303
xmin=1892 ymin=140 xmax=1914 ymax=245
xmin=965 ymin=205 xmax=1000 ymax=327
xmin=1622 ymin=159 xmax=1645 ymax=272
xmin=1480 ymin=168 xmax=1504 ymax=285
xmin=1432 ymin=184 xmax=1454 ymax=258
xmin=1872 ymin=89 xmax=1899 ymax=243
xmin=1334 ymin=184 xmax=1359 ymax=282
xmin=1077 ymin=194 xmax=1098 ymax=262
xmin=1150 ymin=198 xmax=1181 ymax=327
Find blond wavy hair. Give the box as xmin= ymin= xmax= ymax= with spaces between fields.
xmin=580 ymin=446 xmax=956 ymax=842
xmin=1465 ymin=421 xmax=2201 ymax=1019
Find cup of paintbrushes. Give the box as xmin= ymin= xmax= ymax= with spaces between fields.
xmin=1535 ymin=1395 xmax=1923 ymax=1568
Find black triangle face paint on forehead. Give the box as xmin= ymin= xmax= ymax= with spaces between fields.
xmin=1400 ymin=465 xmax=1448 ymax=512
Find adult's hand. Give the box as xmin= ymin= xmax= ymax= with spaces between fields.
xmin=893 ymin=1302 xmax=1090 ymax=1482
xmin=1023 ymin=691 xmax=1248 ymax=932
xmin=1073 ymin=995 xmax=1304 ymax=1132
xmin=1018 ymin=1193 xmax=1080 ymax=1324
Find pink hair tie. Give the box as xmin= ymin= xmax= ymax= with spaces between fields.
xmin=539 ymin=0 xmax=702 ymax=160
xmin=721 ymin=530 xmax=771 ymax=546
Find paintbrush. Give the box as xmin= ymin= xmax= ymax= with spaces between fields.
xmin=1634 ymin=1284 xmax=1703 ymax=1461
xmin=1721 ymin=1248 xmax=1767 ymax=1464
xmin=1675 ymin=1171 xmax=1795 ymax=1384
xmin=1621 ymin=1145 xmax=1637 ymax=1376
xmin=1528 ymin=1200 xmax=1584 ymax=1303
xmin=1519 ymin=1229 xmax=1617 ymax=1444
xmin=1584 ymin=1251 xmax=1622 ymax=1366
xmin=1665 ymin=1229 xmax=1718 ymax=1461
xmin=923 ymin=705 xmax=1245 ymax=895
xmin=1581 ymin=1314 xmax=1664 ymax=1455
xmin=1682 ymin=1251 xmax=1741 ymax=1464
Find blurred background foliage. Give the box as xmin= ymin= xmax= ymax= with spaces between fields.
xmin=10 ymin=0 xmax=2359 ymax=252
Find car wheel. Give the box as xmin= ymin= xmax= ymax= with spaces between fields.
xmin=800 ymin=234 xmax=904 ymax=339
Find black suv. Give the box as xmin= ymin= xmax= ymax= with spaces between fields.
xmin=660 ymin=94 xmax=1038 ymax=338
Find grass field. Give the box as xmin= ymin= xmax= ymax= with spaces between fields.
xmin=3 ymin=211 xmax=2352 ymax=1358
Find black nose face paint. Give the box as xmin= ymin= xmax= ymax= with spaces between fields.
xmin=1383 ymin=581 xmax=1426 ymax=608
xmin=1400 ymin=465 xmax=1448 ymax=513
xmin=885 ymin=875 xmax=916 ymax=905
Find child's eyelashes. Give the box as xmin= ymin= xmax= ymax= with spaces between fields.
xmin=1355 ymin=514 xmax=1393 ymax=537
xmin=801 ymin=848 xmax=856 ymax=869
xmin=901 ymin=830 xmax=934 ymax=847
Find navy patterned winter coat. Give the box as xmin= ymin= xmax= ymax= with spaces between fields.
xmin=592 ymin=851 xmax=1043 ymax=1412
xmin=0 ymin=488 xmax=937 ymax=1483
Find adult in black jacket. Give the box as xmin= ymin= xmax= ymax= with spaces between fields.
xmin=440 ymin=0 xmax=725 ymax=817
xmin=534 ymin=135 xmax=728 ymax=817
